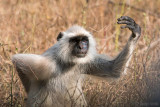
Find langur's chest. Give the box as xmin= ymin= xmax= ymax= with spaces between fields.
xmin=50 ymin=70 xmax=81 ymax=87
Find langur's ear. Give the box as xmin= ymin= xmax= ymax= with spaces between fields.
xmin=57 ymin=32 xmax=64 ymax=41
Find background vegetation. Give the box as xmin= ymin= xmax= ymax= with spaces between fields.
xmin=0 ymin=0 xmax=160 ymax=106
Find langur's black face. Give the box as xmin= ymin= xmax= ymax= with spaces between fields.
xmin=69 ymin=36 xmax=89 ymax=58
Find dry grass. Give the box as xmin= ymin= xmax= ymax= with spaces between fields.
xmin=0 ymin=0 xmax=160 ymax=106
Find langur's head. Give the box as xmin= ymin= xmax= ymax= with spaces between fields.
xmin=56 ymin=25 xmax=97 ymax=64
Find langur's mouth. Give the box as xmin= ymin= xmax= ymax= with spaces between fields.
xmin=72 ymin=50 xmax=87 ymax=58
xmin=76 ymin=53 xmax=86 ymax=58
xmin=76 ymin=49 xmax=88 ymax=58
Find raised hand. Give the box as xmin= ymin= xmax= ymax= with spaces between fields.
xmin=117 ymin=16 xmax=141 ymax=39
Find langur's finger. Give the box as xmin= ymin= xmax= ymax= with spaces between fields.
xmin=121 ymin=25 xmax=135 ymax=30
xmin=118 ymin=16 xmax=135 ymax=23
xmin=117 ymin=21 xmax=132 ymax=25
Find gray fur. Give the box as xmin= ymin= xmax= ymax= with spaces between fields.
xmin=12 ymin=16 xmax=141 ymax=107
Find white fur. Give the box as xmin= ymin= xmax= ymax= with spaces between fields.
xmin=12 ymin=54 xmax=56 ymax=80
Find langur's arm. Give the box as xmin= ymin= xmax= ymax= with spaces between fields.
xmin=85 ymin=16 xmax=141 ymax=78
xmin=12 ymin=54 xmax=56 ymax=81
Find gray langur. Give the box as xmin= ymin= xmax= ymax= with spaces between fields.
xmin=12 ymin=16 xmax=141 ymax=107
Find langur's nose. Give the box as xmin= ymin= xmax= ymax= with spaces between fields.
xmin=79 ymin=41 xmax=88 ymax=49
